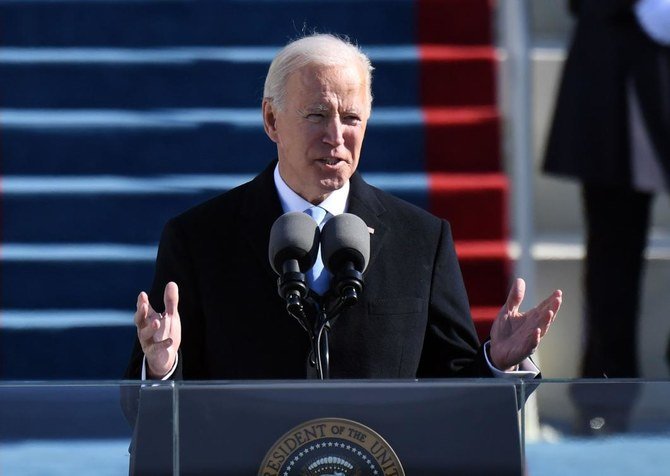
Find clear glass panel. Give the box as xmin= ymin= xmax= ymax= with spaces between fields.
xmin=0 ymin=381 xmax=169 ymax=476
xmin=3 ymin=380 xmax=667 ymax=475
xmin=525 ymin=379 xmax=670 ymax=476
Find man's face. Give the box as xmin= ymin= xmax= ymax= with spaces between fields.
xmin=263 ymin=63 xmax=370 ymax=204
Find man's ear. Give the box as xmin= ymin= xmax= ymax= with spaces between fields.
xmin=262 ymin=99 xmax=279 ymax=143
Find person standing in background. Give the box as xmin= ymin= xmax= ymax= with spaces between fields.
xmin=544 ymin=0 xmax=670 ymax=381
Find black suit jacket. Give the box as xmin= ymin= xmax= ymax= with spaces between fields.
xmin=125 ymin=161 xmax=491 ymax=380
xmin=544 ymin=0 xmax=670 ymax=187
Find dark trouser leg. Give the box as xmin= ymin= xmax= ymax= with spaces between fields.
xmin=581 ymin=183 xmax=653 ymax=378
xmin=570 ymin=184 xmax=651 ymax=435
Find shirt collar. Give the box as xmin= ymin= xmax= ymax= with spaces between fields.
xmin=273 ymin=163 xmax=349 ymax=216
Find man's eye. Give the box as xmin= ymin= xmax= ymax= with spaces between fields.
xmin=306 ymin=113 xmax=324 ymax=121
xmin=343 ymin=115 xmax=361 ymax=125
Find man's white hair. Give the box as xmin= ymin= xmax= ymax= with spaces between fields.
xmin=263 ymin=33 xmax=374 ymax=111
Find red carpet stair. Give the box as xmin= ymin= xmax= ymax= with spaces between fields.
xmin=419 ymin=0 xmax=509 ymax=339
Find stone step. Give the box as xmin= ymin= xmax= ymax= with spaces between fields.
xmin=1 ymin=107 xmax=502 ymax=176
xmin=0 ymin=0 xmax=493 ymax=47
xmin=2 ymin=172 xmax=508 ymax=243
xmin=0 ymin=46 xmax=496 ymax=109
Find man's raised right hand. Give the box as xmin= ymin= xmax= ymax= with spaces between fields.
xmin=134 ymin=282 xmax=181 ymax=379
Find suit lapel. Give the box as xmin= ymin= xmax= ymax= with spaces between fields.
xmin=237 ymin=161 xmax=284 ymax=280
xmin=347 ymin=172 xmax=388 ymax=273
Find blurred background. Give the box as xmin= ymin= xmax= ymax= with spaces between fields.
xmin=526 ymin=0 xmax=670 ymax=382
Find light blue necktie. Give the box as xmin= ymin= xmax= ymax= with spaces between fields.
xmin=304 ymin=206 xmax=330 ymax=295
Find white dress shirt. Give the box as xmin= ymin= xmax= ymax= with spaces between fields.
xmin=635 ymin=0 xmax=670 ymax=45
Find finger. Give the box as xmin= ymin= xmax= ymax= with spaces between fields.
xmin=163 ymin=282 xmax=179 ymax=317
xmin=148 ymin=337 xmax=174 ymax=351
xmin=143 ymin=338 xmax=175 ymax=367
xmin=550 ymin=289 xmax=563 ymax=314
xmin=538 ymin=289 xmax=562 ymax=314
xmin=547 ymin=291 xmax=562 ymax=326
xmin=527 ymin=289 xmax=562 ymax=325
xmin=537 ymin=310 xmax=555 ymax=337
xmin=138 ymin=315 xmax=161 ymax=342
xmin=153 ymin=312 xmax=171 ymax=343
xmin=505 ymin=278 xmax=525 ymax=314
xmin=528 ymin=328 xmax=541 ymax=354
xmin=134 ymin=292 xmax=149 ymax=328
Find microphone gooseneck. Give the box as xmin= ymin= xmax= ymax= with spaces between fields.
xmin=269 ymin=211 xmax=370 ymax=380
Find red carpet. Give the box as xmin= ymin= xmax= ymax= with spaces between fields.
xmin=419 ymin=0 xmax=507 ymax=339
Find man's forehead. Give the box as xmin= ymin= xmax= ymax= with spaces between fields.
xmin=292 ymin=63 xmax=365 ymax=87
xmin=305 ymin=101 xmax=364 ymax=112
xmin=299 ymin=71 xmax=366 ymax=95
xmin=280 ymin=63 xmax=370 ymax=113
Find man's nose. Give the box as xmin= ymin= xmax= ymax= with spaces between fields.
xmin=323 ymin=117 xmax=345 ymax=146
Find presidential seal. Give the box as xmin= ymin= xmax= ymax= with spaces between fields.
xmin=259 ymin=417 xmax=405 ymax=476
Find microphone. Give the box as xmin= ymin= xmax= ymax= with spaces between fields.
xmin=269 ymin=212 xmax=320 ymax=313
xmin=321 ymin=213 xmax=370 ymax=306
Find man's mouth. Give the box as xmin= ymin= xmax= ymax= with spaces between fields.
xmin=318 ymin=158 xmax=343 ymax=166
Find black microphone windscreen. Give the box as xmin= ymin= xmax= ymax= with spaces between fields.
xmin=269 ymin=212 xmax=320 ymax=274
xmin=321 ymin=213 xmax=370 ymax=273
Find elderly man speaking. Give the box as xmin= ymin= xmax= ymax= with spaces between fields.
xmin=124 ymin=34 xmax=562 ymax=381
